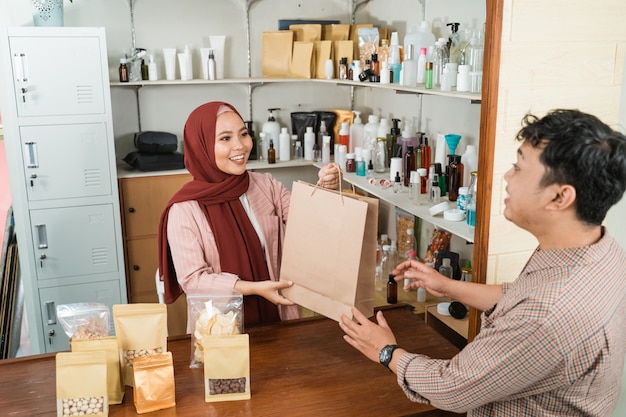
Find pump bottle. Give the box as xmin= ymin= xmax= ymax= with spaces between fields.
xmin=339 ymin=121 xmax=350 ymax=148
xmin=207 ymin=48 xmax=216 ymax=81
xmin=262 ymin=108 xmax=281 ymax=158
xmin=350 ymin=111 xmax=364 ymax=153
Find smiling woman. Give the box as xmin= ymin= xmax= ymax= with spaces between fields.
xmin=157 ymin=101 xmax=340 ymax=330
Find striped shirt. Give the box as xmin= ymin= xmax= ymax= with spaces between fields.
xmin=396 ymin=228 xmax=626 ymax=416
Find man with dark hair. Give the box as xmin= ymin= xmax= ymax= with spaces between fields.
xmin=340 ymin=109 xmax=626 ymax=416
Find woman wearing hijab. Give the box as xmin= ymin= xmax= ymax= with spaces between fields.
xmin=158 ymin=102 xmax=340 ymax=326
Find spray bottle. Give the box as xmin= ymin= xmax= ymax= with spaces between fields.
xmin=262 ymin=108 xmax=281 ymax=159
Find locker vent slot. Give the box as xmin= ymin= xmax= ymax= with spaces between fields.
xmin=84 ymin=169 xmax=102 ymax=188
xmin=91 ymin=247 xmax=109 ymax=265
xmin=76 ymin=85 xmax=95 ymax=104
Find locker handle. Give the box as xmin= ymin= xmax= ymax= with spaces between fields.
xmin=13 ymin=52 xmax=29 ymax=82
xmin=45 ymin=301 xmax=57 ymax=325
xmin=35 ymin=224 xmax=48 ymax=249
xmin=24 ymin=142 xmax=39 ymax=168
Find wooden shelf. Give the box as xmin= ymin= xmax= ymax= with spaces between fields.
xmin=426 ymin=304 xmax=468 ymax=349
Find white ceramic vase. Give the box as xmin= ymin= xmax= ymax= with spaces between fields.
xmin=31 ymin=0 xmax=64 ymax=27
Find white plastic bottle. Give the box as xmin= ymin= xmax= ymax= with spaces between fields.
xmin=207 ymin=48 xmax=216 ymax=81
xmin=416 ymin=47 xmax=427 ymax=84
xmin=322 ymin=135 xmax=331 ymax=164
xmin=147 ymin=55 xmax=158 ymax=81
xmin=404 ymin=21 xmax=436 ymax=67
xmin=350 ymin=111 xmax=365 ymax=153
xmin=402 ymin=44 xmax=417 ymax=87
xmin=388 ymin=32 xmax=402 ymax=84
xmin=364 ymin=114 xmax=380 ymax=149
xmin=184 ymin=44 xmax=193 ymax=80
xmin=262 ymin=108 xmax=281 ymax=158
xmin=279 ymin=127 xmax=291 ymax=161
xmin=377 ymin=118 xmax=390 ymax=140
xmin=461 ymin=144 xmax=478 ymax=186
xmin=304 ymin=126 xmax=315 ymax=160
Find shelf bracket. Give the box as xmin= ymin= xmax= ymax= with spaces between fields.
xmin=351 ymin=0 xmax=372 ymax=24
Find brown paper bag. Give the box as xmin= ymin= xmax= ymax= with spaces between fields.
xmin=262 ymin=31 xmax=294 ymax=78
xmin=322 ymin=24 xmax=350 ymax=41
xmin=56 ymin=351 xmax=108 ymax=417
xmin=289 ymin=24 xmax=322 ymax=42
xmin=280 ymin=181 xmax=378 ymax=322
xmin=290 ymin=41 xmax=315 ymax=79
xmin=71 ymin=336 xmax=124 ymax=405
xmin=333 ymin=40 xmax=354 ymax=78
xmin=112 ymin=303 xmax=168 ymax=387
xmin=314 ymin=40 xmax=333 ymax=79
xmin=204 ymin=334 xmax=250 ymax=402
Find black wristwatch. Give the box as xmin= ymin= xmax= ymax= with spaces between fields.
xmin=379 ymin=344 xmax=400 ymax=369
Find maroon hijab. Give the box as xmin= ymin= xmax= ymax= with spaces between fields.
xmin=157 ymin=101 xmax=279 ymax=325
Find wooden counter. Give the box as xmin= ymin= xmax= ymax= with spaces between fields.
xmin=0 ymin=305 xmax=464 ymax=417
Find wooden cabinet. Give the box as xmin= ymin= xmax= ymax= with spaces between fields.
xmin=118 ymin=171 xmax=191 ymax=336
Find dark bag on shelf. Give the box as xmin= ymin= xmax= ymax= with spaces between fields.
xmin=134 ymin=131 xmax=178 ymax=153
xmin=123 ymin=151 xmax=185 ymax=172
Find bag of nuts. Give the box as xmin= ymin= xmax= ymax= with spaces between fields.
xmin=112 ymin=303 xmax=167 ymax=387
xmin=204 ymin=334 xmax=250 ymax=402
xmin=187 ymin=293 xmax=243 ymax=368
xmin=71 ymin=336 xmax=124 ymax=405
xmin=56 ymin=350 xmax=108 ymax=417
xmin=132 ymin=352 xmax=176 ymax=414
xmin=57 ymin=303 xmax=111 ymax=341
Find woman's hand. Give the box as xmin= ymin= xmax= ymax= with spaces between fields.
xmin=318 ymin=162 xmax=341 ymax=190
xmin=234 ymin=279 xmax=296 ymax=306
xmin=339 ymin=307 xmax=398 ymax=363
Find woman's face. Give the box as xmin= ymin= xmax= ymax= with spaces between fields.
xmin=214 ymin=111 xmax=252 ymax=175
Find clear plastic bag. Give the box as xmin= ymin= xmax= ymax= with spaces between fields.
xmin=187 ymin=293 xmax=244 ymax=368
xmin=56 ymin=302 xmax=111 ymax=340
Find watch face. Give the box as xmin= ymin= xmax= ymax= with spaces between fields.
xmin=379 ymin=344 xmax=398 ymax=367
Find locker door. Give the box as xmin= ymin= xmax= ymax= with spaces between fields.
xmin=30 ymin=204 xmax=119 ymax=280
xmin=8 ymin=35 xmax=105 ymax=117
xmin=39 ymin=280 xmax=121 ymax=352
xmin=21 ymin=124 xmax=112 ymax=201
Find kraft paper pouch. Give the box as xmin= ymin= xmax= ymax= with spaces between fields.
xmin=314 ymin=40 xmax=333 ymax=79
xmin=56 ymin=351 xmax=108 ymax=417
xmin=290 ymin=41 xmax=315 ymax=79
xmin=350 ymin=23 xmax=373 ymax=60
xmin=289 ymin=23 xmax=322 ymax=42
xmin=262 ymin=30 xmax=293 ymax=78
xmin=322 ymin=24 xmax=350 ymax=41
xmin=204 ymin=334 xmax=250 ymax=402
xmin=71 ymin=336 xmax=124 ymax=405
xmin=133 ymin=352 xmax=176 ymax=414
xmin=333 ymin=40 xmax=354 ymax=77
xmin=280 ymin=181 xmax=378 ymax=322
xmin=187 ymin=293 xmax=243 ymax=368
xmin=112 ymin=303 xmax=167 ymax=387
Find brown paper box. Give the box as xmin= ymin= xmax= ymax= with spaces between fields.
xmin=262 ymin=31 xmax=293 ymax=78
xmin=280 ymin=181 xmax=378 ymax=322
